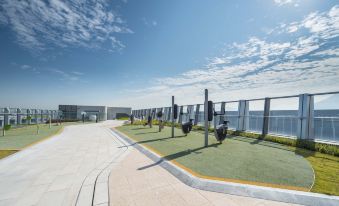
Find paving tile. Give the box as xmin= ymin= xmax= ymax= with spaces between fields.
xmin=37 ymin=189 xmax=68 ymax=206
xmin=0 ymin=121 xmax=126 ymax=206
xmin=109 ymin=149 xmax=298 ymax=206
xmin=0 ymin=198 xmax=17 ymax=206
xmin=171 ymin=183 xmax=210 ymax=206
xmin=76 ymin=185 xmax=94 ymax=206
xmin=130 ymin=189 xmax=162 ymax=206
xmin=93 ymin=182 xmax=109 ymax=205
xmin=198 ymin=190 xmax=228 ymax=202
xmin=48 ymin=174 xmax=76 ymax=192
xmin=15 ymin=184 xmax=49 ymax=206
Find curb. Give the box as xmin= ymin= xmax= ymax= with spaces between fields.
xmin=112 ymin=128 xmax=339 ymax=206
xmin=75 ymin=127 xmax=131 ymax=206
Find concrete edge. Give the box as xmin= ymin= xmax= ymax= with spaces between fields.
xmin=111 ymin=128 xmax=339 ymax=206
xmin=75 ymin=126 xmax=131 ymax=206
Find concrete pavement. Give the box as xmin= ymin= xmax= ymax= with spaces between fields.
xmin=0 ymin=120 xmax=129 ymax=206
xmin=109 ymin=146 xmax=301 ymax=206
xmin=0 ymin=121 xmax=303 ymax=206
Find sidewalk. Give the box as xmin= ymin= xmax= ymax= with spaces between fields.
xmin=0 ymin=121 xmax=127 ymax=206
xmin=109 ymin=149 xmax=300 ymax=206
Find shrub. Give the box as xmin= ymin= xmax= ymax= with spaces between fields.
xmin=4 ymin=125 xmax=11 ymax=131
xmin=117 ymin=117 xmax=129 ymax=120
xmin=228 ymin=130 xmax=339 ymax=157
xmin=127 ymin=121 xmax=339 ymax=156
xmin=45 ymin=119 xmax=79 ymax=124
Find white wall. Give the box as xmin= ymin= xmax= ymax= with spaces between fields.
xmin=76 ymin=105 xmax=107 ymax=121
xmin=107 ymin=107 xmax=131 ymax=120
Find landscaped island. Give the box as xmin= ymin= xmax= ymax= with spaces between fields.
xmin=116 ymin=124 xmax=339 ymax=196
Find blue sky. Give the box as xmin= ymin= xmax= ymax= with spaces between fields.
xmin=0 ymin=0 xmax=338 ymax=109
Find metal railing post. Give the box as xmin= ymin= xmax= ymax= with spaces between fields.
xmin=262 ymin=98 xmax=271 ymax=136
xmin=3 ymin=108 xmax=10 ymax=136
xmin=171 ymin=96 xmax=175 ymax=138
xmin=244 ymin=101 xmax=249 ymax=131
xmin=41 ymin=110 xmax=44 ymax=123
xmin=193 ymin=104 xmax=200 ymax=126
xmin=237 ymin=100 xmax=247 ymax=131
xmin=204 ymin=89 xmax=208 ymax=147
xmin=219 ymin=102 xmax=226 ymax=125
xmin=167 ymin=107 xmax=171 ymax=122
xmin=188 ymin=105 xmax=194 ymax=121
xmin=297 ymin=93 xmax=314 ymax=139
xmin=27 ymin=109 xmax=31 ymax=125
xmin=4 ymin=108 xmax=9 ymax=128
xmin=178 ymin=106 xmax=183 ymax=124
xmin=17 ymin=108 xmax=22 ymax=125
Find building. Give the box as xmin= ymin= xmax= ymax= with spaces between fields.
xmin=58 ymin=105 xmax=131 ymax=121
xmin=107 ymin=107 xmax=131 ymax=119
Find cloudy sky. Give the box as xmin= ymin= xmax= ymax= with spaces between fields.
xmin=0 ymin=0 xmax=338 ymax=109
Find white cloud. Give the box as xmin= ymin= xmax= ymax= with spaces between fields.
xmin=274 ymin=0 xmax=294 ymax=6
xmin=287 ymin=22 xmax=299 ymax=33
xmin=48 ymin=68 xmax=84 ymax=82
xmin=0 ymin=0 xmax=131 ymax=52
xmin=274 ymin=5 xmax=339 ymax=38
xmin=302 ymin=6 xmax=339 ymax=39
xmin=142 ymin=18 xmax=158 ymax=27
xmin=20 ymin=64 xmax=41 ymax=74
xmin=71 ymin=71 xmax=84 ymax=76
xmin=125 ymin=5 xmax=339 ymax=109
xmin=19 ymin=64 xmax=85 ymax=82
xmin=21 ymin=65 xmax=31 ymax=70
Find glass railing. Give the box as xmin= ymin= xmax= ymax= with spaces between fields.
xmin=268 ymin=116 xmax=298 ymax=137
xmin=224 ymin=115 xmax=238 ymax=130
xmin=314 ymin=117 xmax=339 ymax=142
xmin=247 ymin=115 xmax=264 ymax=133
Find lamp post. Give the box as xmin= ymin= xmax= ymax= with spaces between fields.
xmin=204 ymin=89 xmax=209 ymax=147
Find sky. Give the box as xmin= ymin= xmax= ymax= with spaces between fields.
xmin=0 ymin=0 xmax=338 ymax=110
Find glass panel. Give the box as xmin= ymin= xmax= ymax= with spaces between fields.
xmin=224 ymin=102 xmax=239 ymax=130
xmin=247 ymin=100 xmax=265 ymax=133
xmin=313 ymin=93 xmax=339 ymax=142
xmin=197 ymin=104 xmax=204 ymax=126
xmin=268 ymin=97 xmax=299 ymax=137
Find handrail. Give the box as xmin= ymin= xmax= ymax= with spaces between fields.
xmin=133 ymin=90 xmax=339 ymax=111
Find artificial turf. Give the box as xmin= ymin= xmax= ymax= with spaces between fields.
xmin=0 ymin=124 xmax=64 ymax=150
xmin=0 ymin=150 xmax=18 ymax=159
xmin=294 ymin=148 xmax=339 ymax=195
xmin=0 ymin=122 xmax=87 ymax=159
xmin=117 ymin=125 xmax=315 ymax=191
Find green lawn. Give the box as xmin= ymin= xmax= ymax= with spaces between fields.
xmin=0 ymin=124 xmax=64 ymax=150
xmin=0 ymin=150 xmax=18 ymax=159
xmin=117 ymin=125 xmax=314 ymax=190
xmin=0 ymin=122 xmax=86 ymax=159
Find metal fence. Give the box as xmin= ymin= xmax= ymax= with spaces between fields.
xmin=132 ymin=91 xmax=339 ymax=144
xmin=0 ymin=108 xmax=60 ymax=128
xmin=0 ymin=108 xmax=109 ymax=129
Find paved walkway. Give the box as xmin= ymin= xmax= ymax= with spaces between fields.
xmin=0 ymin=121 xmax=129 ymax=206
xmin=109 ymin=148 xmax=300 ymax=206
xmin=0 ymin=121 xmax=302 ymax=206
